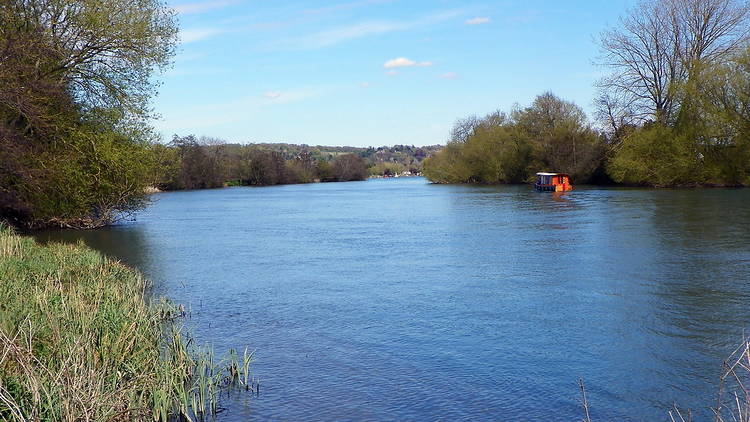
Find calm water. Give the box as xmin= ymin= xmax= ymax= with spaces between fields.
xmin=36 ymin=178 xmax=750 ymax=421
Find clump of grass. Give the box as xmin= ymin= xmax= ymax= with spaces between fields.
xmin=0 ymin=225 xmax=255 ymax=421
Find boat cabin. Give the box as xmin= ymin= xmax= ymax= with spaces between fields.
xmin=535 ymin=172 xmax=572 ymax=192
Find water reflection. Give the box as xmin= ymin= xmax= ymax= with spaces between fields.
xmin=32 ymin=222 xmax=164 ymax=284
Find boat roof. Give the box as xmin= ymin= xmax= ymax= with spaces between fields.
xmin=536 ymin=172 xmax=568 ymax=176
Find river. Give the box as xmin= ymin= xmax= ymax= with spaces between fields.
xmin=35 ymin=177 xmax=750 ymax=421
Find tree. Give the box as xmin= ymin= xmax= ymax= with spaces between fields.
xmin=514 ymin=92 xmax=604 ymax=182
xmin=597 ymin=0 xmax=684 ymax=125
xmin=598 ymin=0 xmax=750 ymax=186
xmin=449 ymin=115 xmax=481 ymax=143
xmin=597 ymin=0 xmax=750 ymax=126
xmin=607 ymin=124 xmax=700 ymax=186
xmin=0 ymin=0 xmax=177 ymax=227
xmin=424 ymin=93 xmax=605 ymax=185
xmin=332 ymin=154 xmax=368 ymax=181
xmin=237 ymin=149 xmax=289 ymax=186
xmin=164 ymin=135 xmax=226 ymax=190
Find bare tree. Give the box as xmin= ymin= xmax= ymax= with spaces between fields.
xmin=669 ymin=0 xmax=750 ymax=72
xmin=597 ymin=0 xmax=750 ymax=126
xmin=449 ymin=114 xmax=480 ymax=144
xmin=594 ymin=90 xmax=637 ymax=140
xmin=598 ymin=0 xmax=683 ymax=124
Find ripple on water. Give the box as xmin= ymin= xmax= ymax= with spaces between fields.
xmin=33 ymin=179 xmax=750 ymax=421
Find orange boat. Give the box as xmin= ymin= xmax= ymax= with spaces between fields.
xmin=534 ymin=172 xmax=572 ymax=192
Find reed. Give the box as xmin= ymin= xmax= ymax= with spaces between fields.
xmin=578 ymin=339 xmax=750 ymax=422
xmin=670 ymin=339 xmax=750 ymax=422
xmin=0 ymin=225 xmax=254 ymax=421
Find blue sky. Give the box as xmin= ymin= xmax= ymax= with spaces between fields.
xmin=155 ymin=0 xmax=634 ymax=147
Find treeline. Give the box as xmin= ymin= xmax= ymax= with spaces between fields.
xmin=151 ymin=136 xmax=439 ymax=190
xmin=153 ymin=135 xmax=369 ymax=190
xmin=426 ymin=0 xmax=750 ymax=187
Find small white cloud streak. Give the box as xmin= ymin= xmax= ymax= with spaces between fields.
xmin=465 ymin=17 xmax=491 ymax=25
xmin=359 ymin=82 xmax=370 ymax=88
xmin=263 ymin=91 xmax=282 ymax=99
xmin=173 ymin=0 xmax=237 ymax=15
xmin=299 ymin=21 xmax=405 ymax=49
xmin=157 ymin=88 xmax=324 ymax=132
xmin=180 ymin=28 xmax=221 ymax=43
xmin=384 ymin=57 xmax=414 ymax=68
xmin=440 ymin=72 xmax=458 ymax=79
xmin=384 ymin=57 xmax=433 ymax=68
xmin=386 ymin=70 xmax=398 ymax=76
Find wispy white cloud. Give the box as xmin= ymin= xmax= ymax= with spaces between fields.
xmin=440 ymin=72 xmax=458 ymax=79
xmin=384 ymin=57 xmax=413 ymax=68
xmin=384 ymin=57 xmax=433 ymax=68
xmin=180 ymin=28 xmax=222 ymax=43
xmin=386 ymin=70 xmax=398 ymax=76
xmin=294 ymin=21 xmax=405 ymax=49
xmin=157 ymin=88 xmax=325 ymax=132
xmin=359 ymin=82 xmax=371 ymax=88
xmin=302 ymin=0 xmax=394 ymax=15
xmin=261 ymin=89 xmax=322 ymax=104
xmin=465 ymin=17 xmax=491 ymax=25
xmin=173 ymin=0 xmax=238 ymax=15
xmin=274 ymin=9 xmax=464 ymax=50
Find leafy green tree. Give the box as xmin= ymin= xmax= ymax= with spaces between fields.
xmin=0 ymin=0 xmax=177 ymax=227
xmin=369 ymin=162 xmax=406 ymax=177
xmin=608 ymin=124 xmax=701 ymax=186
xmin=315 ymin=160 xmax=336 ymax=182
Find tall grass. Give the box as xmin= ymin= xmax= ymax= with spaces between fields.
xmin=0 ymin=225 xmax=256 ymax=421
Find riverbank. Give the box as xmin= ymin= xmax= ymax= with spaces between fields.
xmin=0 ymin=226 xmax=252 ymax=421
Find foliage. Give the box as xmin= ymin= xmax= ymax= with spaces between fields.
xmin=0 ymin=0 xmax=177 ymax=228
xmin=369 ymin=162 xmax=406 ymax=177
xmin=607 ymin=124 xmax=702 ymax=186
xmin=424 ymin=93 xmax=604 ymax=184
xmin=331 ymin=154 xmax=368 ymax=181
xmin=157 ymin=135 xmax=227 ymax=190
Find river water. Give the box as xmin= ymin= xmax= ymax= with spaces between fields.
xmin=35 ymin=177 xmax=750 ymax=421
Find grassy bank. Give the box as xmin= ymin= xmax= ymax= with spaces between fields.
xmin=0 ymin=226 xmax=253 ymax=421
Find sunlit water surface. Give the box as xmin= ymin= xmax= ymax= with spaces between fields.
xmin=36 ymin=178 xmax=750 ymax=421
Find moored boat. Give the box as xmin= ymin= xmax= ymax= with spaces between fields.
xmin=534 ymin=172 xmax=572 ymax=192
